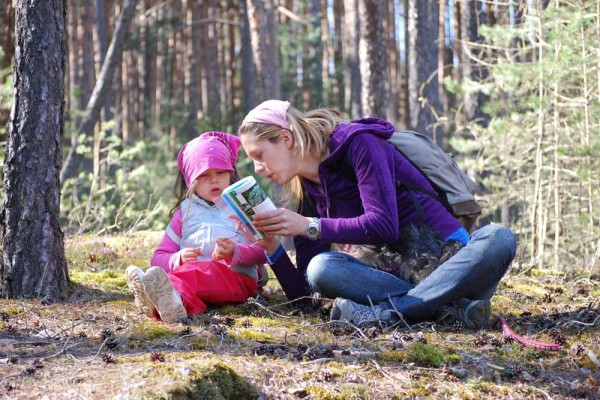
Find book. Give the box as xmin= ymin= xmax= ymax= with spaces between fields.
xmin=214 ymin=176 xmax=276 ymax=240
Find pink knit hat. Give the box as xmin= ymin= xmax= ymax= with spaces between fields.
xmin=177 ymin=131 xmax=241 ymax=187
xmin=241 ymin=99 xmax=291 ymax=130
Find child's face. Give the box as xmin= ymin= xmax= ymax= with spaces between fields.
xmin=194 ymin=169 xmax=232 ymax=202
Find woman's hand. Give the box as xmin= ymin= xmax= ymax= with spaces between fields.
xmin=213 ymin=238 xmax=235 ymax=261
xmin=252 ymin=208 xmax=312 ymax=237
xmin=179 ymin=247 xmax=201 ymax=264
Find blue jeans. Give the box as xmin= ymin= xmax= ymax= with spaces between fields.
xmin=306 ymin=224 xmax=517 ymax=322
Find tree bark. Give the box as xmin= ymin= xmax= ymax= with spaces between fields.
xmin=247 ymin=0 xmax=280 ymax=101
xmin=344 ymin=0 xmax=361 ymax=118
xmin=358 ymin=0 xmax=388 ymax=118
xmin=60 ymin=0 xmax=138 ymax=184
xmin=1 ymin=0 xmax=68 ymax=300
xmin=407 ymin=0 xmax=441 ymax=141
xmin=143 ymin=0 xmax=158 ymax=134
xmin=308 ymin=0 xmax=323 ymax=108
xmin=0 ymin=0 xmax=14 ymax=71
xmin=239 ymin=0 xmax=255 ymax=114
xmin=459 ymin=0 xmax=488 ymax=126
xmin=332 ymin=0 xmax=345 ymax=111
xmin=205 ymin=0 xmax=222 ymax=124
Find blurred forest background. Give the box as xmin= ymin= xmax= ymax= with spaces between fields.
xmin=0 ymin=0 xmax=598 ymax=274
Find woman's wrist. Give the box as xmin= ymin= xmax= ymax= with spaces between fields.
xmin=265 ymin=243 xmax=285 ymax=265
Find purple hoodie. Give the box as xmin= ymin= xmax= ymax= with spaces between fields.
xmin=271 ymin=118 xmax=461 ymax=300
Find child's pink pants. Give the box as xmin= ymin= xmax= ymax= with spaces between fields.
xmin=168 ymin=260 xmax=259 ymax=316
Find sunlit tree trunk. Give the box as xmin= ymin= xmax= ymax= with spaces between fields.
xmin=1 ymin=0 xmax=68 ymax=300
xmin=247 ymin=0 xmax=280 ymax=101
xmin=385 ymin=0 xmax=400 ymax=124
xmin=459 ymin=0 xmax=488 ymax=126
xmin=307 ymin=0 xmax=323 ymax=108
xmin=143 ymin=0 xmax=158 ymax=135
xmin=358 ymin=0 xmax=388 ymax=118
xmin=239 ymin=0 xmax=255 ymax=114
xmin=407 ymin=0 xmax=441 ymax=141
xmin=332 ymin=0 xmax=345 ymax=111
xmin=0 ymin=0 xmax=14 ymax=70
xmin=206 ymin=0 xmax=222 ymax=125
xmin=344 ymin=0 xmax=361 ymax=118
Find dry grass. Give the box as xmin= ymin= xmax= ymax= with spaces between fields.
xmin=0 ymin=232 xmax=598 ymax=399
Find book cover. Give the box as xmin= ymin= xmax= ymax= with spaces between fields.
xmin=215 ymin=176 xmax=276 ymax=240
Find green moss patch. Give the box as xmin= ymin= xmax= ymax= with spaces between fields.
xmin=131 ymin=361 xmax=258 ymax=399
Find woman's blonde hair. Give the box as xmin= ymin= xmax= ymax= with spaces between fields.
xmin=238 ymin=106 xmax=343 ymax=202
xmin=238 ymin=104 xmax=344 ymax=203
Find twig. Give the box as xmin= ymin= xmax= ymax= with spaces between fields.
xmin=369 ymin=359 xmax=410 ymax=384
xmin=386 ymin=294 xmax=412 ymax=331
xmin=293 ymin=320 xmax=369 ymax=340
xmin=300 ymin=357 xmax=335 ymax=365
xmin=246 ymin=298 xmax=292 ymax=319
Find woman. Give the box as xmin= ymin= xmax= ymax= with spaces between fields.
xmin=239 ymin=99 xmax=516 ymax=330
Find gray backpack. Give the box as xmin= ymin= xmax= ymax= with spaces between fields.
xmin=388 ymin=130 xmax=482 ymax=232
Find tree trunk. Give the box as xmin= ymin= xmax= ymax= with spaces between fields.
xmin=308 ymin=0 xmax=323 ymax=108
xmin=205 ymin=0 xmax=222 ymax=124
xmin=385 ymin=0 xmax=400 ymax=124
xmin=407 ymin=0 xmax=441 ymax=141
xmin=344 ymin=0 xmax=361 ymax=118
xmin=358 ymin=0 xmax=388 ymax=118
xmin=0 ymin=0 xmax=14 ymax=129
xmin=239 ymin=0 xmax=255 ymax=114
xmin=0 ymin=0 xmax=14 ymax=70
xmin=1 ymin=0 xmax=68 ymax=300
xmin=60 ymin=0 xmax=138 ymax=184
xmin=187 ymin=0 xmax=201 ymax=135
xmin=143 ymin=0 xmax=158 ymax=134
xmin=332 ymin=0 xmax=345 ymax=111
xmin=96 ymin=0 xmax=115 ymax=183
xmin=247 ymin=0 xmax=280 ymax=101
xmin=459 ymin=0 xmax=488 ymax=126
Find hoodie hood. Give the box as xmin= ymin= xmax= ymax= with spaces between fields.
xmin=323 ymin=117 xmax=396 ymax=168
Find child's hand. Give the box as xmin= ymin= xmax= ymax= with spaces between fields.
xmin=213 ymin=238 xmax=235 ymax=261
xmin=179 ymin=247 xmax=201 ymax=264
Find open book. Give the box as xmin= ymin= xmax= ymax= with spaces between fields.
xmin=215 ymin=176 xmax=276 ymax=241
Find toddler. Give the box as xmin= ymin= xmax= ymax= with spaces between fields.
xmin=126 ymin=131 xmax=268 ymax=323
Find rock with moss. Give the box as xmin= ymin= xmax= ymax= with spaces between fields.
xmin=131 ymin=361 xmax=259 ymax=400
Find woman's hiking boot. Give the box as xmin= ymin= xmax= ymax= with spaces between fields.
xmin=329 ymin=298 xmax=398 ymax=329
xmin=435 ymin=298 xmax=491 ymax=330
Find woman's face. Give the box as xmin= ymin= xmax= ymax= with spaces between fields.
xmin=240 ymin=132 xmax=295 ymax=185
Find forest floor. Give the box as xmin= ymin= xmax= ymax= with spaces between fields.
xmin=0 ymin=232 xmax=599 ymax=400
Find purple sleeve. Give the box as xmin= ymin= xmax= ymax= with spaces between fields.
xmin=150 ymin=211 xmax=183 ymax=272
xmin=268 ymin=250 xmax=312 ymax=300
xmin=320 ymin=135 xmax=399 ymax=244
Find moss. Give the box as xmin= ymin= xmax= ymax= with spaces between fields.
xmin=306 ymin=384 xmax=368 ymax=400
xmin=375 ymin=350 xmax=407 ymax=363
xmin=185 ymin=336 xmax=208 ymax=351
xmin=232 ymin=329 xmax=274 ymax=342
xmin=132 ymin=361 xmax=259 ymax=399
xmin=70 ymin=269 xmax=128 ymax=290
xmin=576 ymin=358 xmax=599 ymax=370
xmin=130 ymin=320 xmax=178 ymax=341
xmin=0 ymin=304 xmax=22 ymax=317
xmin=235 ymin=317 xmax=283 ymax=328
xmin=406 ymin=342 xmax=446 ymax=368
